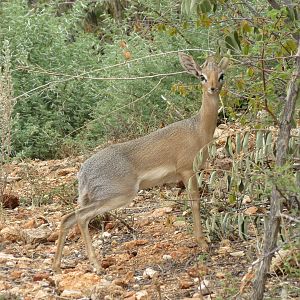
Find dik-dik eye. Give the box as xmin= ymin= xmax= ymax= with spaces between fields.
xmin=200 ymin=74 xmax=207 ymax=82
xmin=219 ymin=73 xmax=225 ymax=82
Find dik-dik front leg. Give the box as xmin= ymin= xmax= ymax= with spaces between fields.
xmin=182 ymin=172 xmax=209 ymax=250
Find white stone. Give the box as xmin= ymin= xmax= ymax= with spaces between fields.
xmin=60 ymin=290 xmax=83 ymax=299
xmin=162 ymin=254 xmax=172 ymax=261
xmin=143 ymin=267 xmax=158 ymax=279
xmin=136 ymin=290 xmax=148 ymax=300
xmin=102 ymin=231 xmax=111 ymax=239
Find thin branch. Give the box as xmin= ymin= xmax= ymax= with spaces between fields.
xmin=13 ymin=48 xmax=213 ymax=101
xmin=52 ymin=76 xmax=166 ymax=145
xmin=267 ymin=0 xmax=281 ymax=10
xmin=280 ymin=213 xmax=300 ymax=223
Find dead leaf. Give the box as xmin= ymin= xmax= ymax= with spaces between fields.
xmin=244 ymin=206 xmax=258 ymax=215
xmin=229 ymin=251 xmax=245 ymax=257
xmin=240 ymin=270 xmax=255 ymax=293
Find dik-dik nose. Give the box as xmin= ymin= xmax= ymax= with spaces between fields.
xmin=208 ymin=87 xmax=217 ymax=94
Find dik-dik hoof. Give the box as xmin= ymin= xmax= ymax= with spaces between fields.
xmin=93 ymin=264 xmax=104 ymax=275
xmin=52 ymin=265 xmax=62 ymax=274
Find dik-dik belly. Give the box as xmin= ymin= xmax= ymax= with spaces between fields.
xmin=138 ymin=166 xmax=181 ymax=190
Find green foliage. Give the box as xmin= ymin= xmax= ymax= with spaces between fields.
xmin=0 ymin=0 xmax=299 ymax=159
xmin=195 ymin=129 xmax=299 ymax=242
xmin=1 ymin=0 xmax=213 ymax=158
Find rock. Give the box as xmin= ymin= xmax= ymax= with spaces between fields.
xmin=1 ymin=194 xmax=19 ymax=209
xmin=270 ymin=249 xmax=294 ymax=273
xmin=173 ymin=220 xmax=186 ymax=227
xmin=47 ymin=230 xmax=59 ymax=242
xmin=215 ymin=272 xmax=225 ymax=279
xmin=143 ymin=267 xmax=158 ymax=279
xmin=124 ymin=291 xmax=135 ymax=298
xmin=0 ymin=226 xmax=20 ymax=242
xmin=179 ymin=279 xmax=193 ymax=289
xmin=55 ymin=271 xmax=100 ymax=296
xmin=91 ymin=284 xmax=124 ymax=300
xmin=60 ymin=290 xmax=83 ymax=299
xmin=33 ymin=272 xmax=50 ymax=282
xmin=149 ymin=207 xmax=172 ymax=218
xmin=187 ymin=264 xmax=208 ymax=278
xmin=21 ymin=227 xmax=51 ymax=244
xmin=229 ymin=251 xmax=245 ymax=257
xmin=123 ymin=239 xmax=148 ymax=250
xmin=101 ymin=256 xmax=116 ymax=269
xmin=217 ymin=245 xmax=232 ymax=255
xmin=242 ymin=195 xmax=251 ymax=204
xmin=112 ymin=278 xmax=128 ymax=288
xmin=10 ymin=270 xmax=23 ymax=279
xmin=198 ymin=279 xmax=211 ymax=296
xmin=137 ymin=218 xmax=151 ymax=227
xmin=125 ymin=295 xmax=136 ymax=300
xmin=23 ymin=219 xmax=37 ymax=229
xmin=102 ymin=231 xmax=111 ymax=239
xmin=105 ymin=222 xmax=115 ymax=230
xmin=136 ymin=290 xmax=148 ymax=300
xmin=34 ymin=289 xmax=51 ymax=299
xmin=162 ymin=254 xmax=172 ymax=261
xmin=57 ymin=167 xmax=77 ymax=176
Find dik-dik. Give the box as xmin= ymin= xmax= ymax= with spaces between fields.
xmin=53 ymin=53 xmax=229 ymax=273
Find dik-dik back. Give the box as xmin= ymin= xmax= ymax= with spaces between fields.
xmin=53 ymin=53 xmax=229 ymax=273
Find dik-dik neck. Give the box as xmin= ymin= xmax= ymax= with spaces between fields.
xmin=197 ymin=92 xmax=219 ymax=137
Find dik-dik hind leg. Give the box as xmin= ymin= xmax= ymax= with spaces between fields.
xmin=182 ymin=172 xmax=208 ymax=250
xmin=75 ymin=194 xmax=135 ymax=272
xmin=53 ymin=211 xmax=78 ymax=273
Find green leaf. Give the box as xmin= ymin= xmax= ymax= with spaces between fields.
xmin=228 ymin=192 xmax=236 ymax=204
xmin=193 ymin=149 xmax=204 ymax=171
xmin=256 ymin=130 xmax=263 ymax=149
xmin=209 ymin=170 xmax=217 ymax=186
xmin=238 ymin=179 xmax=244 ymax=192
xmin=208 ymin=143 xmax=217 ymax=159
xmin=238 ymin=214 xmax=245 ymax=240
xmin=236 ymin=132 xmax=241 ymax=154
xmin=233 ymin=31 xmax=241 ymax=49
xmin=243 ymin=43 xmax=250 ymax=55
xmin=197 ymin=170 xmax=205 ymax=188
xmin=226 ymin=175 xmax=231 ymax=191
xmin=242 ymin=132 xmax=250 ymax=153
xmin=225 ymin=136 xmax=234 ymax=157
xmin=198 ymin=0 xmax=212 ymax=14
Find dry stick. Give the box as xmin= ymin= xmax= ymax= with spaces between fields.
xmin=14 ymin=48 xmax=214 ymax=95
xmin=107 ymin=212 xmax=136 ymax=235
xmin=252 ymin=39 xmax=300 ymax=300
xmin=53 ymin=76 xmax=166 ymax=145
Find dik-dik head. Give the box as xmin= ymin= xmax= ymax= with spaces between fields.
xmin=179 ymin=53 xmax=229 ymax=95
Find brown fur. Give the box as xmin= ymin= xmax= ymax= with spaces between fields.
xmin=53 ymin=53 xmax=230 ymax=273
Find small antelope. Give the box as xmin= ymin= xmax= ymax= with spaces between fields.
xmin=53 ymin=53 xmax=229 ymax=273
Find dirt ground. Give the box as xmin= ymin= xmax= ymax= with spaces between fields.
xmin=0 ymin=156 xmax=299 ymax=300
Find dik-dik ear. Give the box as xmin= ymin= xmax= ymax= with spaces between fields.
xmin=179 ymin=52 xmax=202 ymax=78
xmin=218 ymin=57 xmax=230 ymax=71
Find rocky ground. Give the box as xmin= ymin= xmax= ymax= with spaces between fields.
xmin=0 ymin=138 xmax=299 ymax=299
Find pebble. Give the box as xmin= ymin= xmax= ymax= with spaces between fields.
xmin=162 ymin=254 xmax=172 ymax=261
xmin=143 ymin=267 xmax=158 ymax=279
xmin=136 ymin=290 xmax=148 ymax=300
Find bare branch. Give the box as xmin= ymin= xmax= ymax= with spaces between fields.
xmin=267 ymin=0 xmax=281 ymax=10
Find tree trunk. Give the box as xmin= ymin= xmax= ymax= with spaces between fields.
xmin=252 ymin=39 xmax=300 ymax=299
